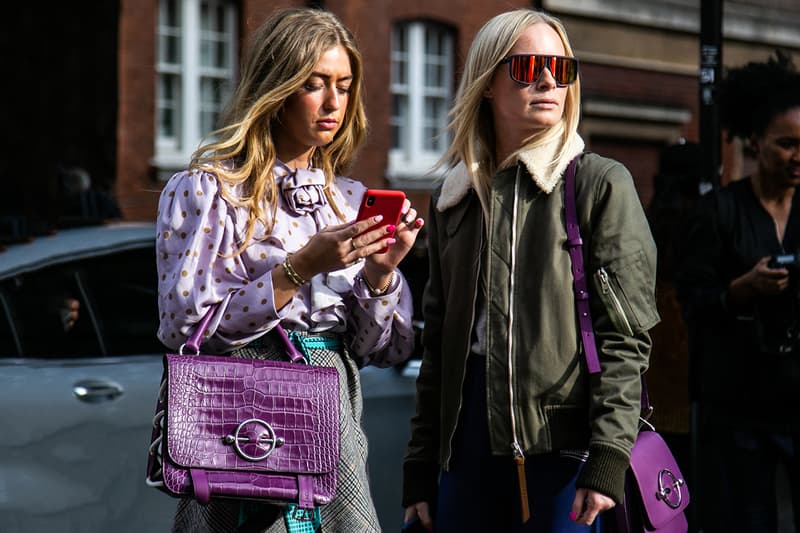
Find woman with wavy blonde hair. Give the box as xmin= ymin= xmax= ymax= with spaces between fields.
xmin=403 ymin=8 xmax=657 ymax=532
xmin=192 ymin=7 xmax=368 ymax=252
xmin=156 ymin=7 xmax=423 ymax=532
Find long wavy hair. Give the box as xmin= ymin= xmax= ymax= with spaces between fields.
xmin=190 ymin=7 xmax=367 ymax=252
xmin=440 ymin=9 xmax=581 ymax=214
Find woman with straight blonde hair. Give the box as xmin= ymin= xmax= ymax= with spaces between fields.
xmin=403 ymin=9 xmax=658 ymax=532
xmin=156 ymin=7 xmax=423 ymax=532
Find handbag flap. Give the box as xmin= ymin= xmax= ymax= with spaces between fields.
xmin=164 ymin=353 xmax=339 ymax=476
xmin=628 ymin=430 xmax=690 ymax=529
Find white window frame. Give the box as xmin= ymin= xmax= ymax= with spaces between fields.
xmin=388 ymin=21 xmax=453 ymax=187
xmin=154 ymin=0 xmax=237 ymax=178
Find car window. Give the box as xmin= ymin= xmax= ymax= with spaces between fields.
xmin=82 ymin=247 xmax=161 ymax=356
xmin=2 ymin=265 xmax=100 ymax=357
xmin=0 ymin=245 xmax=161 ymax=358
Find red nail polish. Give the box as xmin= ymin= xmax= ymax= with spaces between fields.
xmin=569 ymin=511 xmax=577 ymax=521
xmin=387 ymin=225 xmax=396 ymax=233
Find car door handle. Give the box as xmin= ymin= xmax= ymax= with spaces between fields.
xmin=73 ymin=379 xmax=124 ymax=403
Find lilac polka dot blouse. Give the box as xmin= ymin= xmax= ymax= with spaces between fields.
xmin=155 ymin=163 xmax=414 ymax=368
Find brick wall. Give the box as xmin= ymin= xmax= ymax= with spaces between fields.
xmin=112 ymin=2 xmax=799 ymax=222
xmin=117 ymin=0 xmax=159 ymax=221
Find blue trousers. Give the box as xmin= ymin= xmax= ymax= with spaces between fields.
xmin=436 ymin=355 xmax=605 ymax=533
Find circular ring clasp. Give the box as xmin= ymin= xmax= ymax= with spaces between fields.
xmin=223 ymin=418 xmax=285 ymax=461
xmin=656 ymin=468 xmax=685 ymax=509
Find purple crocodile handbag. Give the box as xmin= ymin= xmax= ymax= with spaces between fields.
xmin=145 ymin=307 xmax=339 ymax=510
xmin=564 ymin=155 xmax=690 ymax=533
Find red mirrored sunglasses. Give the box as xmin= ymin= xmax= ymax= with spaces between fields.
xmin=499 ymin=54 xmax=579 ymax=87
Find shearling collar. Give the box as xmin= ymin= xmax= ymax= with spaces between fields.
xmin=436 ymin=134 xmax=585 ymax=212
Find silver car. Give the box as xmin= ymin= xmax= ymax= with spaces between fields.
xmin=0 ymin=223 xmax=174 ymax=532
xmin=0 ymin=222 xmax=419 ymax=532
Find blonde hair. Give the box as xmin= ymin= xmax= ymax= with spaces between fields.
xmin=441 ymin=9 xmax=581 ymax=214
xmin=190 ymin=8 xmax=367 ymax=253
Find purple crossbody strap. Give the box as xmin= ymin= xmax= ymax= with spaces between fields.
xmin=564 ymin=155 xmax=651 ymax=407
xmin=273 ymin=322 xmax=306 ymax=363
xmin=564 ymin=155 xmax=601 ymax=374
xmin=181 ymin=304 xmax=305 ymax=363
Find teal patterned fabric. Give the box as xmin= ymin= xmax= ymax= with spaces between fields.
xmin=283 ymin=504 xmax=322 ymax=533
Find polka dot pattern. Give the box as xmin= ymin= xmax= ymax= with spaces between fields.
xmin=154 ymin=165 xmax=416 ymax=367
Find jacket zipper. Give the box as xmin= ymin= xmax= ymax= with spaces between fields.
xmin=597 ymin=267 xmax=634 ymax=336
xmin=508 ymin=169 xmax=529 ymax=522
xmin=442 ymin=214 xmax=483 ymax=470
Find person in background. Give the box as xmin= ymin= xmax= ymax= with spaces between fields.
xmin=58 ymin=164 xmax=122 ymax=224
xmin=676 ymin=51 xmax=800 ymax=533
xmin=402 ymin=8 xmax=658 ymax=533
xmin=155 ymin=7 xmax=423 ymax=532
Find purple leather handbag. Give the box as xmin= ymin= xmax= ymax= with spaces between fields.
xmin=617 ymin=428 xmax=689 ymax=532
xmin=145 ymin=307 xmax=339 ymax=510
xmin=564 ymin=155 xmax=690 ymax=533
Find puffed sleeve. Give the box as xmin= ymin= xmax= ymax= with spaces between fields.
xmin=345 ymin=271 xmax=415 ymax=367
xmin=155 ymin=169 xmax=284 ymax=352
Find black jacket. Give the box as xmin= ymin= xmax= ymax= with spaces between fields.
xmin=675 ymin=178 xmax=800 ymax=432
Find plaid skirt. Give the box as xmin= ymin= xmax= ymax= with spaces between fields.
xmin=171 ymin=330 xmax=381 ymax=533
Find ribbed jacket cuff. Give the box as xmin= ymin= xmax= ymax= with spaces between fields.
xmin=575 ymin=443 xmax=629 ymax=504
xmin=401 ymin=460 xmax=439 ymax=508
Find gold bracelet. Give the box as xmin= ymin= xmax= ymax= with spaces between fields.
xmin=361 ymin=271 xmax=395 ymax=296
xmin=282 ymin=255 xmax=308 ymax=288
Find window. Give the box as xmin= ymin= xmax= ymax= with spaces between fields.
xmin=389 ymin=21 xmax=454 ymax=186
xmin=155 ymin=0 xmax=238 ymax=177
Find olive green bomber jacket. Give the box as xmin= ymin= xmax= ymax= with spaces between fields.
xmin=402 ymin=148 xmax=659 ymax=507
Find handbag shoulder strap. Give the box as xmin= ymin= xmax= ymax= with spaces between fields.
xmin=564 ymin=154 xmax=651 ymax=410
xmin=564 ymin=154 xmax=601 ymax=374
xmin=181 ymin=304 xmax=305 ymax=363
xmin=183 ymin=307 xmax=218 ymax=353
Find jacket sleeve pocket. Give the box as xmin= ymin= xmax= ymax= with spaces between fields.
xmin=592 ymin=250 xmax=659 ymax=335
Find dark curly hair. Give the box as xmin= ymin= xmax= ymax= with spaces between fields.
xmin=718 ymin=50 xmax=800 ymax=145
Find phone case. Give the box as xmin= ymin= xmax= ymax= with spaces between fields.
xmin=356 ymin=189 xmax=406 ymax=253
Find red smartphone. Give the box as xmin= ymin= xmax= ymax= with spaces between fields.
xmin=356 ymin=189 xmax=406 ymax=253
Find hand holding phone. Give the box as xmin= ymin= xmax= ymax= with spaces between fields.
xmin=356 ymin=189 xmax=406 ymax=253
